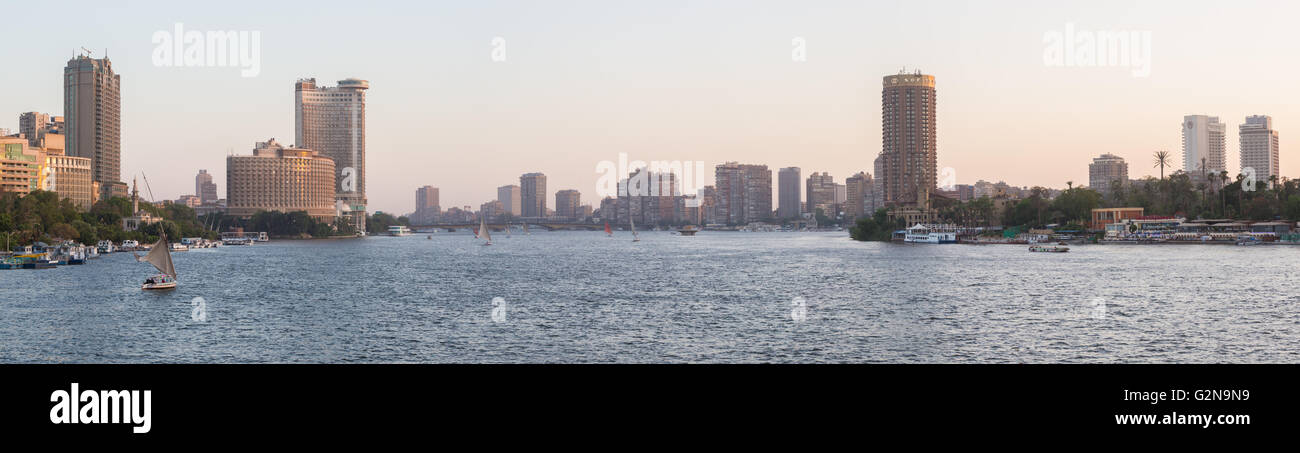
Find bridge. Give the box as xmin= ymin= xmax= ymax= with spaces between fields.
xmin=409 ymin=222 xmax=609 ymax=232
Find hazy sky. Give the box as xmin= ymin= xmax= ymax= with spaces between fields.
xmin=4 ymin=0 xmax=1298 ymax=214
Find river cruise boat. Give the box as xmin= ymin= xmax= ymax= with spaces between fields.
xmin=903 ymin=224 xmax=958 ymax=244
xmin=387 ymin=225 xmax=413 ymax=236
xmin=1029 ymin=245 xmax=1070 ymax=253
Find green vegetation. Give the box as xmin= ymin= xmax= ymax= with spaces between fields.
xmin=849 ymin=208 xmax=902 ymax=242
xmin=365 ymin=212 xmax=410 ymax=234
xmin=0 ymin=190 xmax=215 ymax=248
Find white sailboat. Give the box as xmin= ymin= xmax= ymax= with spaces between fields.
xmin=631 ymin=217 xmax=640 ymax=242
xmin=523 ymin=222 xmax=530 ymax=235
xmin=137 ymin=232 xmax=177 ymax=290
xmin=479 ymin=215 xmax=492 ymax=246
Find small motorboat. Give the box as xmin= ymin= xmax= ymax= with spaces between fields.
xmin=1029 ymin=245 xmax=1069 ymax=253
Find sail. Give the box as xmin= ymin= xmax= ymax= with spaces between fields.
xmin=631 ymin=218 xmax=638 ymax=239
xmin=143 ymin=234 xmax=175 ymax=277
xmin=604 ymin=222 xmax=612 ymax=236
xmin=480 ymin=216 xmax=491 ymax=242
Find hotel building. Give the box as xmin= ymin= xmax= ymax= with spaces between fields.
xmin=1088 ymin=153 xmax=1129 ymax=192
xmin=1182 ymin=115 xmax=1227 ymax=176
xmin=226 ymin=138 xmax=336 ymax=220
xmin=296 ymin=78 xmax=369 ymax=230
xmin=1239 ymin=115 xmax=1280 ymax=187
xmin=878 ymin=71 xmax=937 ymax=207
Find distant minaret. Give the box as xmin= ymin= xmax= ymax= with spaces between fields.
xmin=131 ymin=177 xmax=139 ymax=214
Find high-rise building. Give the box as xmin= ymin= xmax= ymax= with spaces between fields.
xmin=296 ymin=78 xmax=369 ymax=231
xmin=64 ymin=55 xmax=122 ymax=200
xmin=1239 ymin=115 xmax=1280 ymax=188
xmin=878 ymin=70 xmax=937 ymax=207
xmin=845 ymin=172 xmax=874 ymax=221
xmin=18 ymin=112 xmax=50 ymax=147
xmin=617 ymin=168 xmax=678 ymax=225
xmin=714 ymin=162 xmax=772 ymax=225
xmin=497 ymin=185 xmax=521 ymax=216
xmin=479 ymin=200 xmax=503 ymax=220
xmin=555 ymin=189 xmax=581 ymax=219
xmin=805 ymin=172 xmax=836 ymax=215
xmin=520 ymin=172 xmax=547 ymax=218
xmin=777 ymin=167 xmax=801 ymax=219
xmin=226 ymin=138 xmax=336 ymax=220
xmin=1182 ymin=115 xmax=1227 ymax=177
xmin=196 ymin=169 xmax=218 ymax=204
xmin=1088 ymin=153 xmax=1129 ymax=192
xmin=415 ymin=185 xmax=439 ymax=212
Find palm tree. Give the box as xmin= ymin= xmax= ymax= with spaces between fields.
xmin=1153 ymin=150 xmax=1171 ymax=180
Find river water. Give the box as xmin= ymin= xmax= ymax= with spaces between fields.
xmin=1 ymin=231 xmax=1297 ymax=363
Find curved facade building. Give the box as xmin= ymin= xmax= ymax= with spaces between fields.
xmin=226 ymin=138 xmax=336 ymax=220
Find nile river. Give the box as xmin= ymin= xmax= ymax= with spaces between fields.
xmin=1 ymin=231 xmax=1297 ymax=363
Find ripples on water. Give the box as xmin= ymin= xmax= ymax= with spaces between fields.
xmin=1 ymin=231 xmax=1297 ymax=363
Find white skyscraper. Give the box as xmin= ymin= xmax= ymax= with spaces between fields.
xmin=1182 ymin=115 xmax=1227 ymax=177
xmin=1239 ymin=115 xmax=1280 ymax=188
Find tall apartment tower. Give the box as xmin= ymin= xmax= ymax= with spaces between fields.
xmin=714 ymin=162 xmax=772 ymax=225
xmin=196 ymin=169 xmax=219 ymax=203
xmin=296 ymin=77 xmax=369 ymax=231
xmin=64 ymin=55 xmax=122 ymax=200
xmin=497 ymin=184 xmax=521 ymax=216
xmin=777 ymin=167 xmax=801 ymax=219
xmin=1239 ymin=115 xmax=1280 ymax=187
xmin=415 ymin=185 xmax=440 ymax=212
xmin=805 ymin=172 xmax=836 ymax=215
xmin=520 ymin=173 xmax=547 ymax=218
xmin=845 ymin=172 xmax=874 ymax=220
xmin=878 ymin=70 xmax=937 ymax=207
xmin=1088 ymin=153 xmax=1129 ymax=192
xmin=1182 ymin=115 xmax=1227 ymax=177
xmin=555 ymin=189 xmax=581 ymax=219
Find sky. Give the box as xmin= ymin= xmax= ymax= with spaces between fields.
xmin=3 ymin=0 xmax=1299 ymax=215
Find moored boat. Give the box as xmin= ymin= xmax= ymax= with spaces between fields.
xmin=1028 ymin=245 xmax=1070 ymax=253
xmin=904 ymin=224 xmax=958 ymax=244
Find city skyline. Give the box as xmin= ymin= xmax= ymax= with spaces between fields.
xmin=4 ymin=0 xmax=1300 ymax=215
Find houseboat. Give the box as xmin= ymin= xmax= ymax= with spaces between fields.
xmin=903 ymin=224 xmax=958 ymax=244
